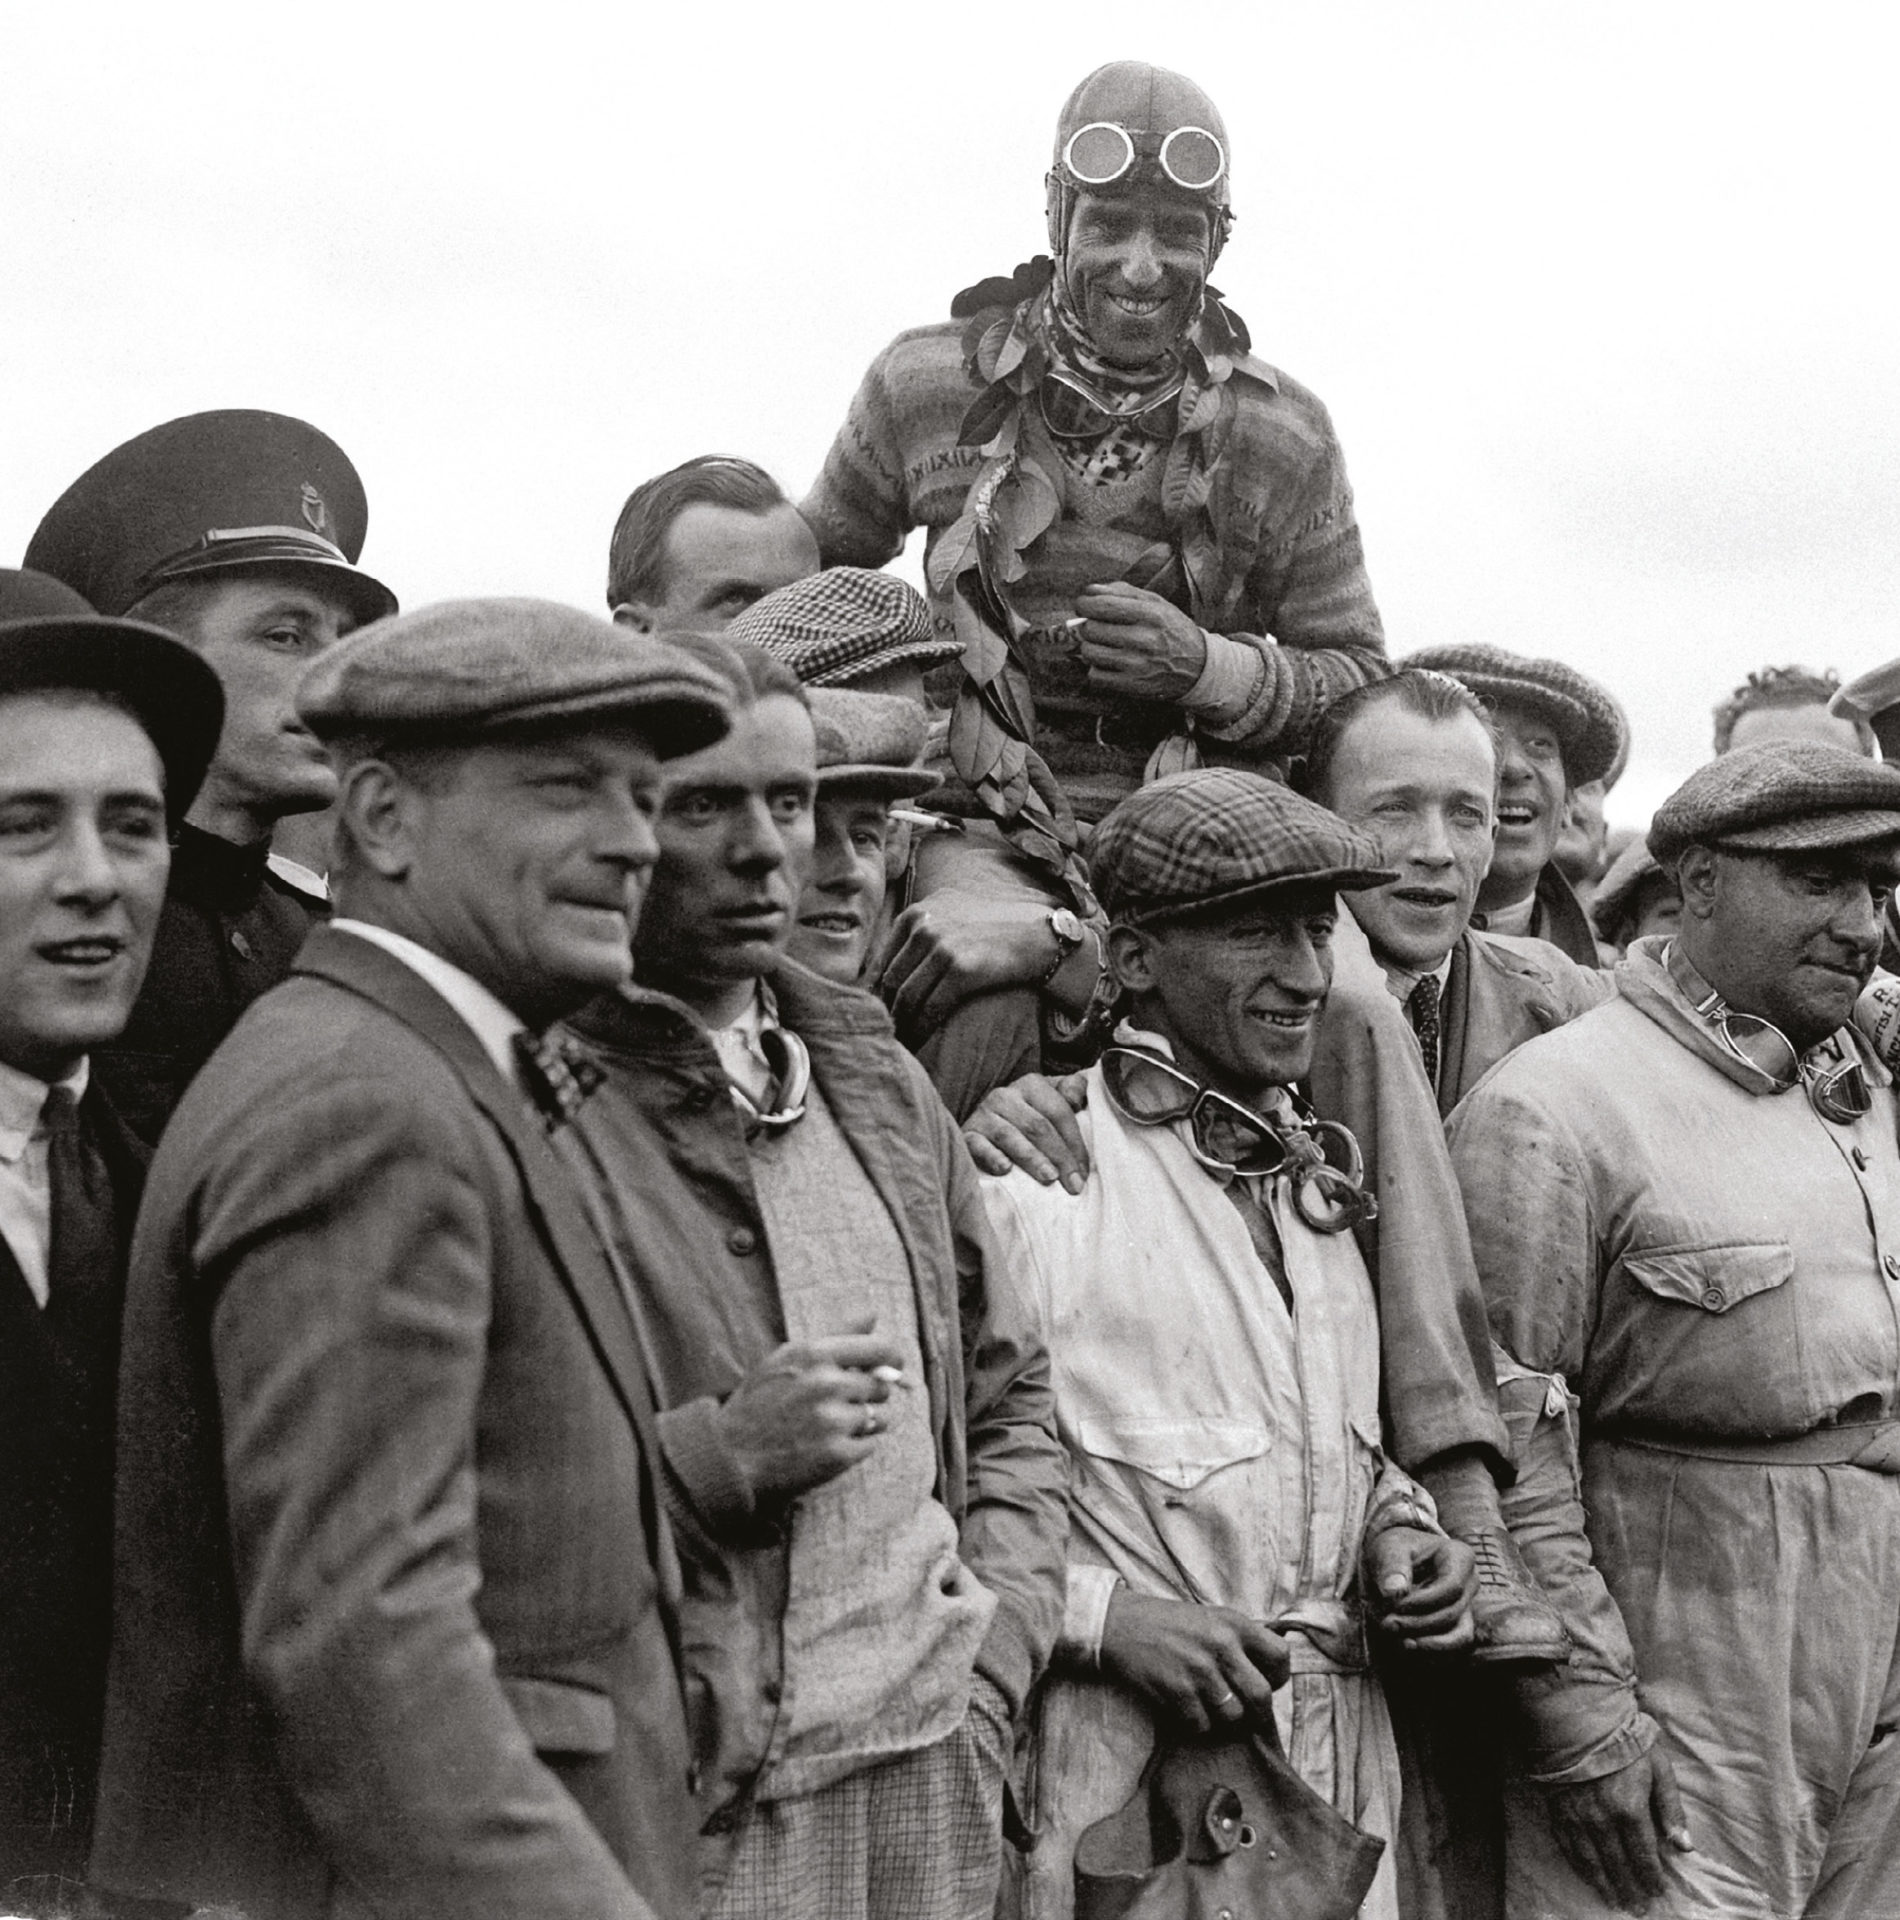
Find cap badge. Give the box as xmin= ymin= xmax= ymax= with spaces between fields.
xmin=301 ymin=483 xmax=334 ymax=539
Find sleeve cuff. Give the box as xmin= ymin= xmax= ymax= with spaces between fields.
xmin=1057 ymin=1565 xmax=1120 ymax=1668
xmin=1181 ymin=630 xmax=1268 ymax=728
xmin=1518 ymin=1699 xmax=1658 ymax=1787
xmin=657 ymin=1397 xmax=758 ymax=1539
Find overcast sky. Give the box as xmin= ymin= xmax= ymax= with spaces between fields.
xmin=6 ymin=1 xmax=1896 ymax=823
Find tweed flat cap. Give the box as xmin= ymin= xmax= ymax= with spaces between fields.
xmin=808 ymin=688 xmax=940 ymax=800
xmin=1403 ymin=644 xmax=1626 ymax=787
xmin=297 ymin=598 xmax=731 ymax=756
xmin=1649 ymin=741 xmax=1900 ymax=864
xmin=1832 ymin=656 xmax=1900 ymax=758
xmin=0 ymin=568 xmax=224 ymax=819
xmin=727 ymin=567 xmax=961 ymax=688
xmin=1089 ymin=768 xmax=1395 ymax=926
xmin=26 ymin=409 xmax=396 ymax=626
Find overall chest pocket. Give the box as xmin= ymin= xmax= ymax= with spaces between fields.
xmin=1594 ymin=1240 xmax=1805 ymax=1434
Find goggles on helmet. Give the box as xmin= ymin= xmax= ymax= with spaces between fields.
xmin=1100 ymin=1045 xmax=1375 ymax=1234
xmin=1062 ymin=121 xmax=1228 ymax=196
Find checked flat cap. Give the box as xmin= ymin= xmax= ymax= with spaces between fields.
xmin=1089 ymin=768 xmax=1396 ymax=926
xmin=1404 ymin=643 xmax=1626 ymax=787
xmin=297 ymin=598 xmax=731 ymax=756
xmin=727 ymin=567 xmax=961 ymax=687
xmin=808 ymin=688 xmax=940 ymax=800
xmin=1649 ymin=741 xmax=1900 ymax=864
xmin=27 ymin=409 xmax=396 ymax=626
xmin=0 ymin=568 xmax=224 ymax=819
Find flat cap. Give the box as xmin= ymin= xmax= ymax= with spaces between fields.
xmin=26 ymin=409 xmax=396 ymax=626
xmin=727 ymin=567 xmax=961 ymax=688
xmin=0 ymin=568 xmax=224 ymax=818
xmin=1589 ymin=833 xmax=1671 ymax=939
xmin=1649 ymin=740 xmax=1900 ymax=864
xmin=1832 ymin=656 xmax=1900 ymax=758
xmin=1403 ymin=643 xmax=1626 ymax=787
xmin=1089 ymin=768 xmax=1396 ymax=926
xmin=297 ymin=598 xmax=731 ymax=757
xmin=808 ymin=688 xmax=940 ymax=800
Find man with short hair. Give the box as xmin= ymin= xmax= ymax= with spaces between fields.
xmin=569 ymin=639 xmax=1067 ymax=1920
xmin=1713 ymin=664 xmax=1873 ymax=757
xmin=978 ymin=768 xmax=1475 ymax=1920
xmin=1303 ymin=670 xmax=1610 ymax=1115
xmin=608 ymin=455 xmax=818 ymax=633
xmin=1450 ymin=741 xmax=1900 ymax=1919
xmin=92 ymin=601 xmax=732 ymax=1920
xmin=0 ymin=569 xmax=222 ymax=1901
xmin=26 ymin=408 xmax=397 ymax=1140
xmin=1405 ymin=645 xmax=1623 ymax=967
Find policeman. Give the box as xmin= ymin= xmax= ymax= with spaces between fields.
xmin=26 ymin=409 xmax=396 ymax=1140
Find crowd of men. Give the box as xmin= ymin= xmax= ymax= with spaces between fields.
xmin=6 ymin=54 xmax=1900 ymax=1920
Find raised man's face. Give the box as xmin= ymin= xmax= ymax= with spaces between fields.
xmin=0 ymin=693 xmax=170 ymax=1081
xmin=636 ymin=694 xmax=817 ymax=991
xmin=1115 ymin=885 xmax=1336 ymax=1103
xmin=1690 ymin=845 xmax=1894 ymax=1050
xmin=630 ymin=503 xmax=818 ymax=631
xmin=377 ymin=727 xmax=666 ymax=1024
xmin=153 ymin=568 xmax=359 ymax=829
xmin=1318 ymin=701 xmax=1496 ymax=976
xmin=788 ymin=788 xmax=892 ymax=986
xmin=1481 ymin=697 xmax=1568 ymax=906
xmin=1064 ymin=186 xmax=1210 ymax=368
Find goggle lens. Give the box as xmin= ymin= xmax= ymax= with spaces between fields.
xmin=1065 ymin=122 xmax=1138 ymax=186
xmin=1101 ymin=1046 xmax=1200 ymax=1123
xmin=1160 ymin=126 xmax=1226 ymax=191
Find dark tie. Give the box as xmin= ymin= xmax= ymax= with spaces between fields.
xmin=512 ymin=1029 xmax=605 ymax=1130
xmin=40 ymin=1085 xmax=119 ymax=1338
xmin=1406 ymin=975 xmax=1441 ymax=1091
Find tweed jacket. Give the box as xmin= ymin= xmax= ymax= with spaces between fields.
xmin=568 ymin=958 xmax=1069 ymax=1831
xmin=1435 ymin=928 xmax=1614 ymax=1116
xmin=92 ymin=926 xmax=695 ymax=1920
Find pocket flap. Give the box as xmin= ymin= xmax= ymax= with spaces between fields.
xmin=1622 ymin=1241 xmax=1794 ymax=1314
xmin=501 ymin=1675 xmax=616 ymax=1755
xmin=1074 ymin=1416 xmax=1269 ymax=1490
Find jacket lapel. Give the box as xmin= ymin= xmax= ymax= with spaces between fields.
xmin=292 ymin=928 xmax=678 ymax=1603
xmin=1437 ymin=936 xmax=1475 ymax=1117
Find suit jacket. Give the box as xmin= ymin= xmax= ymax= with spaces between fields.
xmin=1437 ymin=929 xmax=1613 ymax=1116
xmin=0 ymin=1084 xmax=146 ymax=1881
xmin=92 ymin=926 xmax=695 ymax=1920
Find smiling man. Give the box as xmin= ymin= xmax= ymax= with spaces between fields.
xmin=1448 ymin=741 xmax=1900 ymax=1920
xmin=25 ymin=409 xmax=397 ymax=1140
xmin=569 ymin=639 xmax=1066 ymax=1920
xmin=92 ymin=602 xmax=733 ymax=1920
xmin=0 ymin=570 xmax=221 ymax=1903
xmin=1406 ymin=645 xmax=1623 ymax=967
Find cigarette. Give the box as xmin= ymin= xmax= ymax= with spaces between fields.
xmin=871 ymin=1365 xmax=915 ymax=1390
xmin=1056 ymin=615 xmax=1089 ymax=634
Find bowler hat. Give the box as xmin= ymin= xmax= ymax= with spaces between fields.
xmin=0 ymin=569 xmax=224 ymax=817
xmin=26 ymin=409 xmax=396 ymax=626
xmin=1089 ymin=768 xmax=1395 ymax=927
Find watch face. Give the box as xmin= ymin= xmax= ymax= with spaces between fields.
xmin=1051 ymin=908 xmax=1085 ymax=943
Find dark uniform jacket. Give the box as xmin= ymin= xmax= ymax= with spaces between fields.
xmin=0 ymin=1084 xmax=145 ymax=1886
xmin=95 ymin=824 xmax=325 ymax=1145
xmin=568 ymin=959 xmax=1068 ymax=1844
xmin=92 ymin=927 xmax=695 ymax=1920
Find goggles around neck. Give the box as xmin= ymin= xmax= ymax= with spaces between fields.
xmin=1063 ymin=121 xmax=1228 ymax=195
xmin=1099 ymin=1044 xmax=1376 ymax=1234
xmin=1038 ymin=367 xmax=1184 ymax=441
xmin=1664 ymin=941 xmax=1872 ymax=1125
xmin=728 ymin=1023 xmax=812 ymax=1136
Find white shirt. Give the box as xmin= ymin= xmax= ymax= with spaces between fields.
xmin=330 ymin=919 xmax=525 ymax=1084
xmin=0 ymin=1056 xmax=89 ymax=1309
xmin=709 ymin=984 xmax=777 ymax=1103
xmin=1379 ymin=951 xmax=1454 ymax=1007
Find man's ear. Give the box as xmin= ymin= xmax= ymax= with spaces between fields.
xmin=339 ymin=760 xmax=420 ymax=882
xmin=1108 ymin=922 xmax=1160 ymax=999
xmin=611 ymin=602 xmax=658 ymax=635
xmin=1675 ymin=844 xmax=1719 ymax=921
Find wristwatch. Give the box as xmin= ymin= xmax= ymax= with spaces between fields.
xmin=1038 ymin=907 xmax=1087 ymax=987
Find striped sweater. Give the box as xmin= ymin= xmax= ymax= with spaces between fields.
xmin=802 ymin=317 xmax=1390 ymax=808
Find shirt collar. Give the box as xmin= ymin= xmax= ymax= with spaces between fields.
xmin=1379 ymin=949 xmax=1455 ymax=1004
xmin=0 ymin=1056 xmax=89 ymax=1165
xmin=330 ymin=919 xmax=526 ymax=1085
xmin=710 ymin=981 xmax=780 ymax=1104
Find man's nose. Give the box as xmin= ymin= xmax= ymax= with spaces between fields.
xmin=1832 ymin=883 xmax=1885 ymax=958
xmin=1277 ymin=928 xmax=1330 ymax=1000
xmin=599 ymin=792 xmax=660 ymax=874
xmin=1119 ymin=228 xmax=1164 ymax=290
xmin=731 ymin=798 xmax=789 ymax=871
xmin=54 ymin=820 xmax=121 ymax=905
xmin=1412 ymin=810 xmax=1457 ymax=866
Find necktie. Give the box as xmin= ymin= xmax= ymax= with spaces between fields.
xmin=512 ymin=1030 xmax=605 ymax=1130
xmin=1406 ymin=974 xmax=1441 ymax=1091
xmin=40 ymin=1085 xmax=118 ymax=1338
